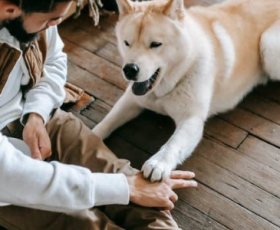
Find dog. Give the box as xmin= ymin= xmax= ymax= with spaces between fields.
xmin=92 ymin=0 xmax=280 ymax=181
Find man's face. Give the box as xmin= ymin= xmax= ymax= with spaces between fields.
xmin=2 ymin=2 xmax=72 ymax=43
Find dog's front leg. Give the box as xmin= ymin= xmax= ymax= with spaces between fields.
xmin=142 ymin=116 xmax=204 ymax=181
xmin=92 ymin=89 xmax=144 ymax=139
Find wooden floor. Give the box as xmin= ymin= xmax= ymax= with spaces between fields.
xmin=58 ymin=12 xmax=280 ymax=230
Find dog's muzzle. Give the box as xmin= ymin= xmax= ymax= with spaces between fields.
xmin=132 ymin=68 xmax=160 ymax=96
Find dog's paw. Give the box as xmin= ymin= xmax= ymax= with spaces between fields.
xmin=141 ymin=158 xmax=173 ymax=182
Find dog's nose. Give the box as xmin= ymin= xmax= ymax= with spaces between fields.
xmin=123 ymin=64 xmax=139 ymax=81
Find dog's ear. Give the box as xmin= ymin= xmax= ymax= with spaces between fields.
xmin=116 ymin=0 xmax=133 ymax=15
xmin=163 ymin=0 xmax=185 ymax=20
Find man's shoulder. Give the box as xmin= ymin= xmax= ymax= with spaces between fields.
xmin=44 ymin=26 xmax=61 ymax=46
xmin=45 ymin=26 xmax=59 ymax=38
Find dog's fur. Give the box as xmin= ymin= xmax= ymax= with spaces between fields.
xmin=93 ymin=0 xmax=280 ymax=181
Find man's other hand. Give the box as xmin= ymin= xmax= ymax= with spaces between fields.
xmin=23 ymin=113 xmax=52 ymax=160
xmin=127 ymin=170 xmax=198 ymax=210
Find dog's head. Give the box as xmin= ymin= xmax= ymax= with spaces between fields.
xmin=116 ymin=0 xmax=186 ymax=96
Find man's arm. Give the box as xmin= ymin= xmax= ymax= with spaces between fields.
xmin=21 ymin=26 xmax=67 ymax=124
xmin=21 ymin=26 xmax=67 ymax=159
xmin=0 ymin=133 xmax=129 ymax=212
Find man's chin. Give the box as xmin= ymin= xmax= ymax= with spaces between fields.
xmin=13 ymin=33 xmax=39 ymax=44
xmin=2 ymin=17 xmax=39 ymax=44
xmin=6 ymin=27 xmax=38 ymax=43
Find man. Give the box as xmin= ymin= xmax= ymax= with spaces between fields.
xmin=0 ymin=0 xmax=197 ymax=229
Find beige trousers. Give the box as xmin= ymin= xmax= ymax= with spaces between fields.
xmin=0 ymin=109 xmax=179 ymax=230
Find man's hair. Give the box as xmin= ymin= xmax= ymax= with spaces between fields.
xmin=8 ymin=0 xmax=103 ymax=25
xmin=8 ymin=0 xmax=73 ymax=13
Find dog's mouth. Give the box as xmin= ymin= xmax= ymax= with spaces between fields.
xmin=132 ymin=68 xmax=160 ymax=96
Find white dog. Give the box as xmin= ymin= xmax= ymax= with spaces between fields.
xmin=93 ymin=0 xmax=280 ymax=181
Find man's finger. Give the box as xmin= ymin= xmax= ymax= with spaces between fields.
xmin=40 ymin=148 xmax=52 ymax=160
xmin=37 ymin=135 xmax=52 ymax=160
xmin=170 ymin=171 xmax=195 ymax=179
xmin=171 ymin=179 xmax=198 ymax=189
xmin=31 ymin=151 xmax=42 ymax=160
xmin=28 ymin=139 xmax=42 ymax=160
xmin=169 ymin=192 xmax=178 ymax=203
xmin=164 ymin=200 xmax=175 ymax=210
xmin=39 ymin=142 xmax=52 ymax=160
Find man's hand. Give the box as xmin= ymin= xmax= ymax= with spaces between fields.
xmin=23 ymin=113 xmax=52 ymax=160
xmin=127 ymin=170 xmax=197 ymax=210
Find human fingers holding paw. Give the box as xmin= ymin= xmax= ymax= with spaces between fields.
xmin=127 ymin=170 xmax=197 ymax=210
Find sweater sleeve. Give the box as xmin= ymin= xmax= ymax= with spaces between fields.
xmin=0 ymin=133 xmax=129 ymax=212
xmin=21 ymin=26 xmax=67 ymax=124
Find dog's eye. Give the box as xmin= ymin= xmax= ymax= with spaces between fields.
xmin=150 ymin=42 xmax=162 ymax=48
xmin=124 ymin=40 xmax=130 ymax=47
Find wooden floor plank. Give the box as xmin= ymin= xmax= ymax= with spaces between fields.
xmin=115 ymin=111 xmax=176 ymax=154
xmin=196 ymin=138 xmax=280 ymax=198
xmin=63 ymin=39 xmax=127 ymax=90
xmin=73 ymin=12 xmax=118 ymax=45
xmin=59 ymin=23 xmax=108 ymax=53
xmin=240 ymin=93 xmax=280 ymax=125
xmin=67 ymin=62 xmax=124 ymax=106
xmin=69 ymin=109 xmax=96 ymax=129
xmin=105 ymin=135 xmax=150 ymax=170
xmin=237 ymin=135 xmax=280 ymax=173
xmin=181 ymin=154 xmax=280 ymax=227
xmin=205 ymin=116 xmax=248 ymax=148
xmin=177 ymin=183 xmax=279 ymax=230
xmin=220 ymin=107 xmax=280 ymax=148
xmin=96 ymin=42 xmax=123 ymax=67
xmin=173 ymin=202 xmax=230 ymax=230
xmin=82 ymin=99 xmax=112 ymax=123
xmin=61 ymin=12 xmax=117 ymax=45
